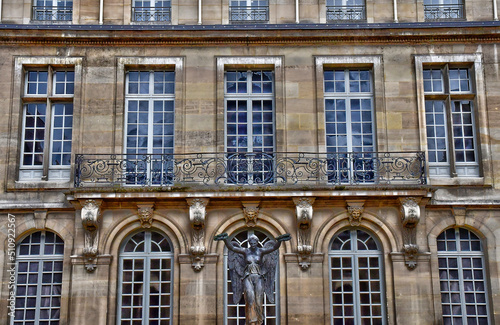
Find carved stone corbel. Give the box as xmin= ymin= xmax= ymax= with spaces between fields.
xmin=347 ymin=200 xmax=365 ymax=227
xmin=242 ymin=201 xmax=260 ymax=227
xmin=187 ymin=198 xmax=209 ymax=272
xmin=293 ymin=197 xmax=315 ymax=270
xmin=34 ymin=210 xmax=48 ymax=230
xmin=80 ymin=199 xmax=102 ymax=272
xmin=137 ymin=204 xmax=154 ymax=228
xmin=400 ymin=197 xmax=421 ymax=270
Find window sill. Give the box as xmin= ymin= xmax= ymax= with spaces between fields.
xmin=428 ymin=177 xmax=484 ymax=186
xmin=14 ymin=180 xmax=72 ymax=190
xmin=130 ymin=21 xmax=172 ymax=25
xmin=29 ymin=20 xmax=72 ymax=25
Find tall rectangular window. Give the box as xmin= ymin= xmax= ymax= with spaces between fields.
xmin=132 ymin=0 xmax=171 ymax=22
xmin=229 ymin=0 xmax=269 ymax=23
xmin=437 ymin=228 xmax=490 ymax=324
xmin=20 ymin=69 xmax=74 ymax=181
xmin=225 ymin=70 xmax=275 ymax=184
xmin=125 ymin=71 xmax=175 ymax=185
xmin=324 ymin=69 xmax=375 ymax=183
xmin=326 ymin=0 xmax=366 ymax=22
xmin=32 ymin=0 xmax=73 ymax=21
xmin=423 ymin=66 xmax=479 ymax=177
xmin=424 ymin=0 xmax=464 ymax=20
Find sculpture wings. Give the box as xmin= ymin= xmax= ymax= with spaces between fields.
xmin=262 ymin=241 xmax=279 ymax=303
xmin=227 ymin=242 xmax=245 ymax=304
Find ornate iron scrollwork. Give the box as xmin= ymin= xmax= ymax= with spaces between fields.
xmin=75 ymin=151 xmax=426 ymax=188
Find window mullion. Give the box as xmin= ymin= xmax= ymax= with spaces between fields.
xmin=456 ymin=255 xmax=468 ymax=324
xmin=42 ymin=68 xmax=53 ymax=180
xmin=445 ymin=97 xmax=457 ymax=177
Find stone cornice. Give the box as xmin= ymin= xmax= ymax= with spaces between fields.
xmin=0 ymin=23 xmax=500 ymax=46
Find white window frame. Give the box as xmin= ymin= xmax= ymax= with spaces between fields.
xmin=436 ymin=228 xmax=491 ymax=324
xmin=131 ymin=0 xmax=172 ymax=22
xmin=224 ymin=70 xmax=276 ymax=185
xmin=20 ymin=67 xmax=75 ymax=182
xmin=229 ymin=0 xmax=269 ymax=22
xmin=223 ymin=229 xmax=279 ymax=325
xmin=117 ymin=230 xmax=174 ymax=324
xmin=328 ymin=229 xmax=387 ymax=325
xmin=32 ymin=0 xmax=73 ymax=21
xmin=323 ymin=68 xmax=376 ymax=184
xmin=124 ymin=70 xmax=175 ymax=186
xmin=117 ymin=57 xmax=183 ymax=186
xmin=326 ymin=0 xmax=366 ymax=21
xmin=415 ymin=54 xmax=485 ymax=182
xmin=12 ymin=231 xmax=64 ymax=325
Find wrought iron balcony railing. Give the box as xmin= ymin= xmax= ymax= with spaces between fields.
xmin=424 ymin=4 xmax=464 ymax=20
xmin=229 ymin=6 xmax=269 ymax=23
xmin=75 ymin=151 xmax=426 ymax=188
xmin=32 ymin=6 xmax=72 ymax=21
xmin=132 ymin=6 xmax=171 ymax=22
xmin=326 ymin=6 xmax=366 ymax=22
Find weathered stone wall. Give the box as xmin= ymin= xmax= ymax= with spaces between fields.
xmin=1 ymin=0 xmax=499 ymax=24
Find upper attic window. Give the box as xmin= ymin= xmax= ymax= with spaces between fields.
xmin=132 ymin=0 xmax=172 ymax=22
xmin=424 ymin=0 xmax=465 ymax=21
xmin=32 ymin=0 xmax=73 ymax=22
xmin=326 ymin=0 xmax=366 ymax=22
xmin=230 ymin=0 xmax=269 ymax=23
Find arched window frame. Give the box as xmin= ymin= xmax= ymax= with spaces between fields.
xmin=436 ymin=227 xmax=491 ymax=324
xmin=12 ymin=231 xmax=64 ymax=325
xmin=116 ymin=230 xmax=174 ymax=325
xmin=328 ymin=228 xmax=387 ymax=325
xmin=223 ymin=228 xmax=280 ymax=325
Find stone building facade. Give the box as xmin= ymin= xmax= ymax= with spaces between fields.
xmin=0 ymin=0 xmax=500 ymax=324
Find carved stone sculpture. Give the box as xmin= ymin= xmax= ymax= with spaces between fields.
xmin=347 ymin=200 xmax=365 ymax=227
xmin=243 ymin=202 xmax=260 ymax=227
xmin=137 ymin=204 xmax=154 ymax=228
xmin=187 ymin=198 xmax=209 ymax=271
xmin=81 ymin=199 xmax=102 ymax=272
xmin=400 ymin=197 xmax=421 ymax=270
xmin=215 ymin=233 xmax=291 ymax=325
xmin=293 ymin=197 xmax=315 ymax=270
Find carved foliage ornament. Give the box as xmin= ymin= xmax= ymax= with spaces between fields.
xmin=293 ymin=197 xmax=315 ymax=270
xmin=187 ymin=198 xmax=209 ymax=272
xmin=81 ymin=199 xmax=102 ymax=272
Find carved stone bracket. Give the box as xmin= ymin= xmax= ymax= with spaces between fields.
xmin=242 ymin=201 xmax=260 ymax=227
xmin=187 ymin=198 xmax=209 ymax=272
xmin=137 ymin=204 xmax=154 ymax=228
xmin=347 ymin=200 xmax=365 ymax=227
xmin=400 ymin=197 xmax=421 ymax=270
xmin=34 ymin=210 xmax=48 ymax=230
xmin=80 ymin=199 xmax=102 ymax=272
xmin=293 ymin=197 xmax=315 ymax=270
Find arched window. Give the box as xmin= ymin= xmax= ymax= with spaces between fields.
xmin=437 ymin=228 xmax=490 ymax=324
xmin=329 ymin=229 xmax=386 ymax=324
xmin=224 ymin=229 xmax=279 ymax=325
xmin=13 ymin=231 xmax=64 ymax=325
xmin=117 ymin=230 xmax=174 ymax=324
